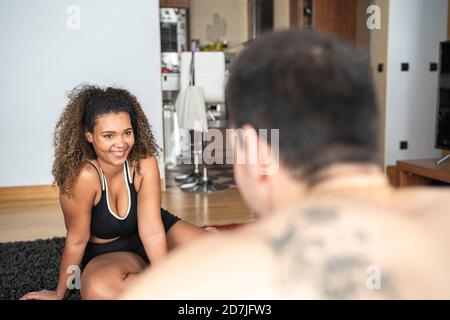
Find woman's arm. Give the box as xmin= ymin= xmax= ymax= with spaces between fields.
xmin=136 ymin=156 xmax=168 ymax=265
xmin=20 ymin=166 xmax=96 ymax=300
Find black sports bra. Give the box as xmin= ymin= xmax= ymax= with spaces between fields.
xmin=87 ymin=160 xmax=138 ymax=240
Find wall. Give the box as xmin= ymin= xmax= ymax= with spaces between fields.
xmin=370 ymin=0 xmax=389 ymax=166
xmin=274 ymin=0 xmax=291 ymax=31
xmin=0 ymin=0 xmax=164 ymax=187
xmin=384 ymin=0 xmax=448 ymax=166
xmin=190 ymin=0 xmax=249 ymax=51
xmin=445 ymin=0 xmax=450 ymax=157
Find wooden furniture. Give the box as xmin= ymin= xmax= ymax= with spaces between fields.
xmin=396 ymin=159 xmax=450 ymax=187
xmin=160 ymin=0 xmax=190 ymax=8
xmin=291 ymin=0 xmax=357 ymax=45
xmin=386 ymin=165 xmax=398 ymax=187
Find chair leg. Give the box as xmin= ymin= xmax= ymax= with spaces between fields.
xmin=179 ymin=150 xmax=201 ymax=189
xmin=175 ymin=131 xmax=201 ymax=183
xmin=181 ymin=133 xmax=228 ymax=193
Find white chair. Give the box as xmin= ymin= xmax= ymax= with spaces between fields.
xmin=181 ymin=52 xmax=225 ymax=103
xmin=176 ymin=51 xmax=227 ymax=192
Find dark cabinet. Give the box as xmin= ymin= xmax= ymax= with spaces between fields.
xmin=291 ymin=0 xmax=358 ymax=45
xmin=160 ymin=0 xmax=190 ymax=9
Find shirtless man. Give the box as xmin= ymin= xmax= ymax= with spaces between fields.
xmin=121 ymin=29 xmax=450 ymax=299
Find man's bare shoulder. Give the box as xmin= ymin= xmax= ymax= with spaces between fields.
xmin=218 ymin=195 xmax=450 ymax=299
xmin=393 ymin=187 xmax=450 ymax=215
xmin=122 ymin=192 xmax=450 ymax=300
xmin=120 ymin=226 xmax=281 ymax=299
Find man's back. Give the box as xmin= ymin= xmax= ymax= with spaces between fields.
xmin=122 ymin=174 xmax=450 ymax=299
xmin=245 ymin=183 xmax=450 ymax=299
xmin=121 ymin=29 xmax=450 ymax=300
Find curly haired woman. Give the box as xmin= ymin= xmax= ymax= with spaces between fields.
xmin=20 ymin=85 xmax=209 ymax=300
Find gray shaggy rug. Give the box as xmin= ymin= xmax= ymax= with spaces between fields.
xmin=0 ymin=237 xmax=80 ymax=300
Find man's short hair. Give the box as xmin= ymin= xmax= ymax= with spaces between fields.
xmin=226 ymin=29 xmax=380 ymax=184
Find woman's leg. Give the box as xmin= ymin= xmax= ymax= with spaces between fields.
xmin=166 ymin=220 xmax=212 ymax=250
xmin=80 ymin=251 xmax=146 ymax=300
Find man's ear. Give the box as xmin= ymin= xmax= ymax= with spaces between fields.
xmin=85 ymin=131 xmax=93 ymax=143
xmin=238 ymin=125 xmax=279 ymax=179
xmin=257 ymin=129 xmax=279 ymax=177
xmin=238 ymin=124 xmax=262 ymax=182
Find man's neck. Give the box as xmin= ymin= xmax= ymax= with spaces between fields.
xmin=265 ymin=163 xmax=389 ymax=215
xmin=308 ymin=163 xmax=388 ymax=196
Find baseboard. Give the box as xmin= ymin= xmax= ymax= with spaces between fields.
xmin=0 ymin=184 xmax=59 ymax=202
xmin=0 ymin=179 xmax=166 ymax=202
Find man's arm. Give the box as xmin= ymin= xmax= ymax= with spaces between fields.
xmin=119 ymin=231 xmax=276 ymax=299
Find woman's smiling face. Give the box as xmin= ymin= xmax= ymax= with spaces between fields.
xmin=85 ymin=111 xmax=135 ymax=166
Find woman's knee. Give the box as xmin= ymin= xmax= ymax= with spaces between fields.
xmin=167 ymin=220 xmax=208 ymax=250
xmin=81 ymin=272 xmax=124 ymax=300
xmin=80 ymin=253 xmax=146 ymax=300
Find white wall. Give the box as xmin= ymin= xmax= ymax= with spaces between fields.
xmin=0 ymin=0 xmax=164 ymax=187
xmin=385 ymin=0 xmax=447 ymax=165
xmin=370 ymin=0 xmax=389 ymax=165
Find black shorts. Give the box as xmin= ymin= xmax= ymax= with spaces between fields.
xmin=81 ymin=208 xmax=180 ymax=268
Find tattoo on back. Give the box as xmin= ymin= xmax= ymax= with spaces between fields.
xmin=303 ymin=207 xmax=338 ymax=223
xmin=264 ymin=206 xmax=398 ymax=299
xmin=321 ymin=255 xmax=367 ymax=299
xmin=269 ymin=224 xmax=296 ymax=255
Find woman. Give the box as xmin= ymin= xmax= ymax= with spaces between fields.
xmin=20 ymin=85 xmax=209 ymax=300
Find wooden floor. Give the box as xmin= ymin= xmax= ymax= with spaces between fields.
xmin=0 ymin=188 xmax=254 ymax=243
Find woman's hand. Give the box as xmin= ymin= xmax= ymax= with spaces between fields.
xmin=19 ymin=290 xmax=63 ymax=300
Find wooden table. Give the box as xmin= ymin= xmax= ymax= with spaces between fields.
xmin=396 ymin=159 xmax=450 ymax=187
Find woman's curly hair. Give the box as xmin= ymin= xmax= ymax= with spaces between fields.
xmin=52 ymin=84 xmax=160 ymax=197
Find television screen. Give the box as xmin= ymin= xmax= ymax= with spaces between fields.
xmin=436 ymin=41 xmax=450 ymax=150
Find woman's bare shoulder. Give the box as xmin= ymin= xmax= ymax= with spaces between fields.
xmin=131 ymin=156 xmax=159 ymax=193
xmin=60 ymin=161 xmax=101 ymax=201
xmin=78 ymin=161 xmax=101 ymax=184
xmin=58 ymin=162 xmax=100 ymax=225
xmin=134 ymin=155 xmax=158 ymax=176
